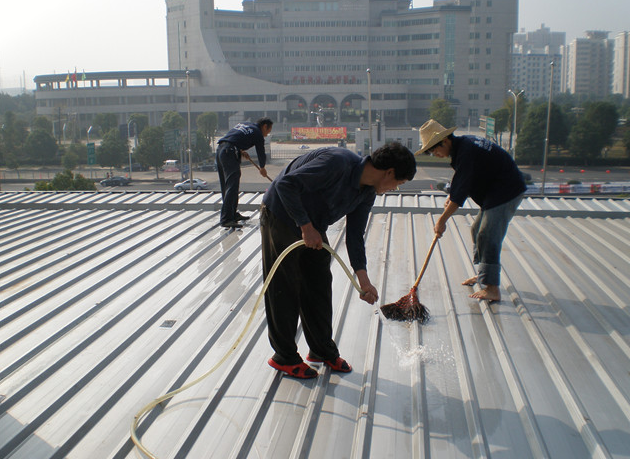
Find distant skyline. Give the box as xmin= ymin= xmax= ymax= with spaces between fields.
xmin=1 ymin=0 xmax=628 ymax=90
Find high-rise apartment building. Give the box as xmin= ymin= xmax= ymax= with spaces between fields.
xmin=35 ymin=0 xmax=517 ymax=132
xmin=511 ymin=25 xmax=564 ymax=100
xmin=561 ymin=31 xmax=614 ymax=98
xmin=613 ymin=32 xmax=630 ymax=98
xmin=167 ymin=0 xmax=517 ymax=127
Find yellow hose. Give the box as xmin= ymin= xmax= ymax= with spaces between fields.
xmin=131 ymin=240 xmax=364 ymax=458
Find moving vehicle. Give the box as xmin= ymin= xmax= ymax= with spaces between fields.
xmin=122 ymin=163 xmax=146 ymax=172
xmin=162 ymin=159 xmax=180 ymax=172
xmin=100 ymin=176 xmax=131 ymax=187
xmin=174 ymin=178 xmax=209 ymax=191
xmin=197 ymin=163 xmax=217 ymax=171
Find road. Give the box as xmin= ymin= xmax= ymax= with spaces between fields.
xmin=1 ymin=160 xmax=629 ymax=194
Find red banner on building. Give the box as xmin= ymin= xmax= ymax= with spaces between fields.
xmin=292 ymin=127 xmax=347 ymax=140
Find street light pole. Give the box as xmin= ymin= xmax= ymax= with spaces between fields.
xmin=186 ymin=70 xmax=193 ymax=190
xmin=127 ymin=120 xmax=134 ymax=180
xmin=366 ymin=68 xmax=372 ymax=156
xmin=507 ymin=89 xmax=524 ymax=159
xmin=541 ymin=61 xmax=555 ymax=196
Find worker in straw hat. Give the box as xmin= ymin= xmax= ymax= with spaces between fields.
xmin=417 ymin=119 xmax=526 ymax=302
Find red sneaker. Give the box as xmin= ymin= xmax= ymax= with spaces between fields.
xmin=306 ymin=354 xmax=352 ymax=373
xmin=268 ymin=358 xmax=318 ymax=379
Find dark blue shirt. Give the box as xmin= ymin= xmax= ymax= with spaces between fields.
xmin=262 ymin=147 xmax=376 ymax=272
xmin=449 ymin=135 xmax=526 ymax=210
xmin=218 ymin=122 xmax=267 ymax=167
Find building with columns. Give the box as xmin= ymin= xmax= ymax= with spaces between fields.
xmin=34 ymin=0 xmax=517 ymax=136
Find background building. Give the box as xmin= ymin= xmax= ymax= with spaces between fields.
xmin=510 ymin=25 xmax=564 ymax=100
xmin=34 ymin=0 xmax=518 ymax=137
xmin=613 ymin=31 xmax=630 ymax=98
xmin=561 ymin=31 xmax=614 ymax=98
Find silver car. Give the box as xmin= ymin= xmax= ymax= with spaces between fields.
xmin=174 ymin=178 xmax=209 ymax=191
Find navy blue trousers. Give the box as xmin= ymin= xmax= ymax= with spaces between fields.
xmin=216 ymin=142 xmax=241 ymax=224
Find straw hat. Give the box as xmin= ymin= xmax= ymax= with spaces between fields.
xmin=415 ymin=119 xmax=457 ymax=155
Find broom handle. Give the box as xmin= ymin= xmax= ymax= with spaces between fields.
xmin=245 ymin=154 xmax=273 ymax=182
xmin=412 ymin=234 xmax=439 ymax=290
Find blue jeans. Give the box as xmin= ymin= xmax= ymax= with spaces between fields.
xmin=216 ymin=142 xmax=241 ymax=224
xmin=470 ymin=193 xmax=523 ymax=286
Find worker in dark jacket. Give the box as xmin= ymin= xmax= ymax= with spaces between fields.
xmin=261 ymin=143 xmax=417 ymax=378
xmin=417 ymin=119 xmax=526 ymax=302
xmin=216 ymin=117 xmax=273 ymax=228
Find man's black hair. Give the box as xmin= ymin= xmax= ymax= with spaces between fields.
xmin=370 ymin=142 xmax=416 ymax=181
xmin=256 ymin=117 xmax=274 ymax=128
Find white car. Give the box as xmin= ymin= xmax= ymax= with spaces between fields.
xmin=174 ymin=178 xmax=209 ymax=191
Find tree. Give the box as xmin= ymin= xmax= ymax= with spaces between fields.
xmin=129 ymin=113 xmax=149 ymax=136
xmin=23 ymin=129 xmax=58 ymax=165
xmin=0 ymin=92 xmax=36 ymax=120
xmin=1 ymin=111 xmax=28 ymax=160
xmin=93 ymin=113 xmax=118 ymax=135
xmin=34 ymin=169 xmax=96 ymax=191
xmin=623 ymin=129 xmax=630 ymax=157
xmin=62 ymin=150 xmax=79 ymax=170
xmin=135 ymin=126 xmax=166 ymax=178
xmin=515 ymin=103 xmax=568 ymax=163
xmin=161 ymin=111 xmax=185 ymax=130
xmin=489 ymin=107 xmax=510 ymax=144
xmin=428 ymin=99 xmax=456 ymax=127
xmin=568 ymin=101 xmax=618 ymax=162
xmin=193 ymin=130 xmax=211 ymax=162
xmin=196 ymin=112 xmax=218 ymax=150
xmin=97 ymin=128 xmax=128 ymax=170
xmin=32 ymin=115 xmax=53 ymax=134
xmin=5 ymin=152 xmax=20 ymax=177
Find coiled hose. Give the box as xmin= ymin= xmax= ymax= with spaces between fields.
xmin=131 ymin=240 xmax=364 ymax=458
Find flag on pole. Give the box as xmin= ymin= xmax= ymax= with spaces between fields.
xmin=81 ymin=69 xmax=86 ymax=81
xmin=71 ymin=68 xmax=77 ymax=83
xmin=64 ymin=71 xmax=70 ymax=83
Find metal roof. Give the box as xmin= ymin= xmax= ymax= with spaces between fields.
xmin=1 ymin=191 xmax=629 ymax=459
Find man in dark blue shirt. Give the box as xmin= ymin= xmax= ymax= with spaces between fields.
xmin=261 ymin=143 xmax=416 ymax=378
xmin=216 ymin=117 xmax=273 ymax=228
xmin=417 ymin=119 xmax=526 ymax=302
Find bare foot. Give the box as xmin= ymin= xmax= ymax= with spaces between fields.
xmin=462 ymin=276 xmax=478 ymax=286
xmin=469 ymin=285 xmax=501 ymax=302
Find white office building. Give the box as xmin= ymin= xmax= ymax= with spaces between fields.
xmin=510 ymin=25 xmax=564 ymax=100
xmin=561 ymin=31 xmax=614 ymax=98
xmin=34 ymin=0 xmax=517 ymax=135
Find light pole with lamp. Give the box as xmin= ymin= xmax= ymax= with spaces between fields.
xmin=366 ymin=68 xmax=372 ymax=155
xmin=127 ymin=120 xmax=135 ymax=180
xmin=507 ymin=89 xmax=524 ymax=159
xmin=186 ymin=70 xmax=193 ymax=190
xmin=87 ymin=126 xmax=93 ymax=179
xmin=541 ymin=60 xmax=555 ymax=196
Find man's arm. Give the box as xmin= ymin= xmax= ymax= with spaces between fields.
xmin=241 ymin=150 xmax=267 ymax=178
xmin=434 ymin=196 xmax=460 ymax=237
xmin=355 ymin=269 xmax=378 ymax=305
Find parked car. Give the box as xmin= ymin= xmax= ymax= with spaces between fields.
xmin=174 ymin=178 xmax=209 ymax=191
xmin=122 ymin=163 xmax=147 ymax=172
xmin=197 ymin=163 xmax=217 ymax=171
xmin=100 ymin=176 xmax=131 ymax=187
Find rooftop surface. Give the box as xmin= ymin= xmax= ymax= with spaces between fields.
xmin=1 ymin=190 xmax=629 ymax=458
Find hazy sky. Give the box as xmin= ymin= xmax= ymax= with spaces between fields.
xmin=1 ymin=0 xmax=628 ymax=90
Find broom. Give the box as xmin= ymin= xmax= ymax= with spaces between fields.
xmin=380 ymin=234 xmax=439 ymax=324
xmin=245 ymin=154 xmax=273 ymax=182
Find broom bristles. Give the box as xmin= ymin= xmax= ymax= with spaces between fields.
xmin=380 ymin=287 xmax=430 ymax=324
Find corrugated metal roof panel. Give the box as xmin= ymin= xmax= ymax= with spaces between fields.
xmin=1 ymin=191 xmax=629 ymax=458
